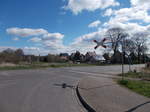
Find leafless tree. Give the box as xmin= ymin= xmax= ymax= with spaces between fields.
xmin=15 ymin=49 xmax=24 ymax=56
xmin=106 ymin=27 xmax=128 ymax=53
xmin=105 ymin=27 xmax=128 ymax=63
xmin=124 ymin=39 xmax=136 ymax=55
xmin=131 ymin=32 xmax=149 ymax=63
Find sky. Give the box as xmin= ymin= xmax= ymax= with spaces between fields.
xmin=0 ymin=0 xmax=150 ymax=55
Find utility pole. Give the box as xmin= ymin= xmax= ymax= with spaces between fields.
xmin=121 ymin=38 xmax=125 ymax=80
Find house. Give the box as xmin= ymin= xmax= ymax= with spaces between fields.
xmin=69 ymin=51 xmax=85 ymax=63
xmin=85 ymin=51 xmax=96 ymax=62
xmin=94 ymin=55 xmax=105 ymax=62
xmin=85 ymin=51 xmax=105 ymax=63
xmin=23 ymin=55 xmax=37 ymax=63
xmin=59 ymin=53 xmax=69 ymax=61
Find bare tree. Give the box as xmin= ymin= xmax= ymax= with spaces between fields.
xmin=15 ymin=49 xmax=24 ymax=56
xmin=105 ymin=27 xmax=128 ymax=63
xmin=132 ymin=32 xmax=148 ymax=63
xmin=106 ymin=28 xmax=128 ymax=53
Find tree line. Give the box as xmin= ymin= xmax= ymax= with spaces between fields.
xmin=0 ymin=27 xmax=149 ymax=64
xmin=103 ymin=27 xmax=149 ymax=64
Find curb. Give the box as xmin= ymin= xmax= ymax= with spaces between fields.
xmin=76 ymin=85 xmax=96 ymax=112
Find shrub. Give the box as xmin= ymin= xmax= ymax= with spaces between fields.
xmin=119 ymin=79 xmax=129 ymax=85
xmin=146 ymin=62 xmax=150 ymax=68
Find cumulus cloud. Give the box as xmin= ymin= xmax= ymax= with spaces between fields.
xmin=102 ymin=0 xmax=150 ymax=35
xmin=28 ymin=31 xmax=65 ymax=53
xmin=104 ymin=8 xmax=114 ymax=16
xmin=6 ymin=27 xmax=48 ymax=37
xmin=64 ymin=0 xmax=150 ymax=54
xmin=63 ymin=0 xmax=120 ymax=15
xmin=23 ymin=47 xmax=42 ymax=55
xmin=12 ymin=37 xmax=19 ymax=41
xmin=70 ymin=29 xmax=107 ymax=54
xmin=120 ymin=7 xmax=149 ymax=23
xmin=24 ymin=46 xmax=40 ymax=51
xmin=42 ymin=33 xmax=64 ymax=40
xmin=29 ymin=37 xmax=42 ymax=42
xmin=5 ymin=1 xmax=150 ymax=55
xmin=30 ymin=30 xmax=107 ymax=55
xmin=88 ymin=20 xmax=101 ymax=28
xmin=6 ymin=27 xmax=66 ymax=54
xmin=130 ymin=0 xmax=150 ymax=8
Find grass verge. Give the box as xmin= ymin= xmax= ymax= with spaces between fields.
xmin=0 ymin=63 xmax=102 ymax=71
xmin=118 ymin=79 xmax=150 ymax=98
xmin=118 ymin=71 xmax=150 ymax=81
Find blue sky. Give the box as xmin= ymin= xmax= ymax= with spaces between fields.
xmin=0 ymin=0 xmax=150 ymax=55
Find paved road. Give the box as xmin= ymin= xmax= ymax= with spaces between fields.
xmin=78 ymin=75 xmax=150 ymax=112
xmin=0 ymin=64 xmax=144 ymax=112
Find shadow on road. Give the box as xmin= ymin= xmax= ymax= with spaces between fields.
xmin=125 ymin=101 xmax=150 ymax=112
xmin=53 ymin=83 xmax=75 ymax=89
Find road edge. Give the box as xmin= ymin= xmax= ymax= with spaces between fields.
xmin=76 ymin=85 xmax=96 ymax=112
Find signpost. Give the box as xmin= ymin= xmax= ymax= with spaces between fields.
xmin=121 ymin=38 xmax=125 ymax=80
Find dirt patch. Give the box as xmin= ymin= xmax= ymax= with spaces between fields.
xmin=0 ymin=63 xmax=17 ymax=67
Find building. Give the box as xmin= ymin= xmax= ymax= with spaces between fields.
xmin=59 ymin=53 xmax=69 ymax=61
xmin=85 ymin=51 xmax=105 ymax=63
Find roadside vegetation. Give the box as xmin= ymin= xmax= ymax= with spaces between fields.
xmin=0 ymin=27 xmax=150 ymax=70
xmin=118 ymin=65 xmax=150 ymax=98
xmin=118 ymin=79 xmax=150 ymax=98
xmin=118 ymin=66 xmax=150 ymax=81
xmin=0 ymin=62 xmax=106 ymax=71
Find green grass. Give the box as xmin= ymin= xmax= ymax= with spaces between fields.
xmin=119 ymin=71 xmax=150 ymax=80
xmin=122 ymin=72 xmax=143 ymax=78
xmin=118 ymin=79 xmax=150 ymax=98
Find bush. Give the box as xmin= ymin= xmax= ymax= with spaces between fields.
xmin=146 ymin=62 xmax=150 ymax=68
xmin=119 ymin=79 xmax=129 ymax=85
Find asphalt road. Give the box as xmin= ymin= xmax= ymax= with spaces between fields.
xmin=0 ymin=64 xmax=144 ymax=112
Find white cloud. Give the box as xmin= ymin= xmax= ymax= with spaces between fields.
xmin=6 ymin=27 xmax=66 ymax=54
xmin=28 ymin=31 xmax=65 ymax=53
xmin=72 ymin=31 xmax=103 ymax=44
xmin=64 ymin=0 xmax=120 ymax=15
xmin=103 ymin=19 xmax=149 ymax=34
xmin=130 ymin=0 xmax=150 ymax=8
xmin=24 ymin=46 xmax=40 ymax=51
xmin=104 ymin=8 xmax=113 ymax=16
xmin=12 ymin=37 xmax=19 ymax=41
xmin=23 ymin=47 xmax=42 ymax=55
xmin=70 ymin=29 xmax=107 ymax=54
xmin=29 ymin=37 xmax=42 ymax=42
xmin=42 ymin=33 xmax=64 ymax=40
xmin=6 ymin=27 xmax=48 ymax=37
xmin=103 ymin=1 xmax=150 ymax=31
xmin=114 ymin=7 xmax=150 ymax=23
xmin=88 ymin=20 xmax=101 ymax=28
xmin=5 ymin=0 xmax=150 ymax=55
xmin=6 ymin=27 xmax=106 ymax=54
xmin=28 ymin=30 xmax=108 ymax=55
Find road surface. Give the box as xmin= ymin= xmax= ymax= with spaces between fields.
xmin=0 ymin=64 xmax=144 ymax=112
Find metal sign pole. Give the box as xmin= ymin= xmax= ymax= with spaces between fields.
xmin=122 ymin=38 xmax=125 ymax=80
